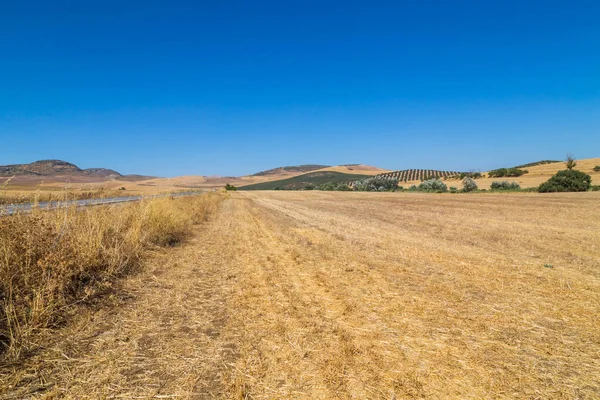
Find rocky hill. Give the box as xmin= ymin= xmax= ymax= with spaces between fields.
xmin=0 ymin=160 xmax=81 ymax=176
xmin=0 ymin=160 xmax=155 ymax=181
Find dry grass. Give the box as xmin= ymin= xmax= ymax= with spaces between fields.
xmin=0 ymin=186 xmax=132 ymax=205
xmin=220 ymin=191 xmax=600 ymax=399
xmin=0 ymin=193 xmax=222 ymax=362
xmin=1 ymin=191 xmax=599 ymax=399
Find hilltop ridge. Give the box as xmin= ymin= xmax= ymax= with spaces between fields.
xmin=252 ymin=164 xmax=330 ymax=176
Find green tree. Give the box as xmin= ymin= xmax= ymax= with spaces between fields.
xmin=418 ymin=179 xmax=448 ymax=192
xmin=462 ymin=177 xmax=478 ymax=192
xmin=565 ymin=153 xmax=577 ymax=170
xmin=538 ymin=170 xmax=591 ymax=192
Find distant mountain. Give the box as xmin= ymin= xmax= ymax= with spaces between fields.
xmin=0 ymin=160 xmax=155 ymax=181
xmin=117 ymin=174 xmax=157 ymax=182
xmin=0 ymin=160 xmax=81 ymax=176
xmin=252 ymin=164 xmax=330 ymax=176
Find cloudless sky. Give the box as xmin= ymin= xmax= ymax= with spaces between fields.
xmin=1 ymin=1 xmax=598 ymax=176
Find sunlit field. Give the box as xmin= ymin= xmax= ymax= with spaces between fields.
xmin=2 ymin=191 xmax=599 ymax=399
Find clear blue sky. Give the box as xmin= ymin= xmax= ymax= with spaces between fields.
xmin=1 ymin=1 xmax=598 ymax=177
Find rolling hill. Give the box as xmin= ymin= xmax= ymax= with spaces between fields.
xmin=238 ymin=171 xmax=368 ymax=190
xmin=513 ymin=160 xmax=561 ymax=169
xmin=140 ymin=164 xmax=389 ymax=192
xmin=474 ymin=157 xmax=600 ymax=189
xmin=316 ymin=164 xmax=392 ymax=175
xmin=368 ymin=159 xmax=600 ymax=189
xmin=4 ymin=158 xmax=598 ymax=193
xmin=252 ymin=164 xmax=330 ymax=176
xmin=0 ymin=160 xmax=156 ymax=184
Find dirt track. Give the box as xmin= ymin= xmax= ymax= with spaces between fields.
xmin=3 ymin=191 xmax=600 ymax=399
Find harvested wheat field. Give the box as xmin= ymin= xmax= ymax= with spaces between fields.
xmin=2 ymin=191 xmax=599 ymax=399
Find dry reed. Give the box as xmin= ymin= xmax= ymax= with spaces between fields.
xmin=0 ymin=193 xmax=222 ymax=361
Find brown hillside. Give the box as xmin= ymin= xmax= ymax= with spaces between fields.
xmin=0 ymin=160 xmax=81 ymax=176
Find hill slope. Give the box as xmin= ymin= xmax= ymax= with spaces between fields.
xmin=474 ymin=157 xmax=600 ymax=189
xmin=252 ymin=164 xmax=329 ymax=176
xmin=317 ymin=164 xmax=391 ymax=175
xmin=239 ymin=171 xmax=368 ymax=190
xmin=376 ymin=169 xmax=462 ymax=182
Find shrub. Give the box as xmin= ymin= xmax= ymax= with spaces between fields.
xmin=488 ymin=168 xmax=528 ymax=178
xmin=353 ymin=176 xmax=399 ymax=192
xmin=462 ymin=177 xmax=478 ymax=192
xmin=317 ymin=182 xmax=335 ymax=191
xmin=490 ymin=181 xmax=521 ymax=190
xmin=335 ymin=183 xmax=352 ymax=191
xmin=538 ymin=170 xmax=592 ymax=192
xmin=458 ymin=172 xmax=482 ymax=179
xmin=418 ymin=179 xmax=448 ymax=192
xmin=315 ymin=182 xmax=350 ymax=191
xmin=593 ymin=166 xmax=600 ymax=172
xmin=449 ymin=186 xmax=458 ymax=193
xmin=590 ymin=185 xmax=600 ymax=191
xmin=408 ymin=185 xmax=418 ymax=191
xmin=224 ymin=183 xmax=237 ymax=191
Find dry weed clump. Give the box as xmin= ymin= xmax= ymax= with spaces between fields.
xmin=0 ymin=193 xmax=222 ymax=361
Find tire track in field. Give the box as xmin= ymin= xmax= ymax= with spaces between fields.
xmin=222 ymin=195 xmax=429 ymax=399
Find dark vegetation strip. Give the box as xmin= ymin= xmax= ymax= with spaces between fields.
xmin=239 ymin=171 xmax=368 ymax=190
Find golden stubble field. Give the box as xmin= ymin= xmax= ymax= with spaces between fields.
xmin=2 ymin=191 xmax=599 ymax=399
